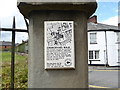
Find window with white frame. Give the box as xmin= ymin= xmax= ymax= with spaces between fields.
xmin=89 ymin=50 xmax=99 ymax=60
xmin=90 ymin=33 xmax=97 ymax=44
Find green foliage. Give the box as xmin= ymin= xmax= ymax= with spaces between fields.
xmin=16 ymin=42 xmax=28 ymax=53
xmin=1 ymin=52 xmax=28 ymax=88
xmin=16 ymin=44 xmax=25 ymax=53
xmin=14 ymin=60 xmax=28 ymax=88
xmin=2 ymin=66 xmax=11 ymax=88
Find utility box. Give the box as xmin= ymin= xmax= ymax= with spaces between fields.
xmin=17 ymin=0 xmax=97 ymax=88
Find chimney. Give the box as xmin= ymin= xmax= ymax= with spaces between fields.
xmin=118 ymin=23 xmax=120 ymax=29
xmin=88 ymin=15 xmax=97 ymax=24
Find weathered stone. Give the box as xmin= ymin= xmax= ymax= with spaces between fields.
xmin=17 ymin=0 xmax=97 ymax=88
xmin=17 ymin=0 xmax=97 ymax=18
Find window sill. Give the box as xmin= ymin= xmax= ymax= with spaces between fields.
xmin=115 ymin=42 xmax=120 ymax=44
xmin=89 ymin=59 xmax=100 ymax=61
xmin=90 ymin=43 xmax=97 ymax=44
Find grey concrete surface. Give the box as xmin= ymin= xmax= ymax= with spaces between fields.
xmin=17 ymin=1 xmax=97 ymax=18
xmin=18 ymin=0 xmax=97 ymax=88
xmin=18 ymin=0 xmax=96 ymax=3
xmin=28 ymin=11 xmax=89 ymax=88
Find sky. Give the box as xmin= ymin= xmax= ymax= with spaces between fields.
xmin=0 ymin=0 xmax=119 ymax=43
xmin=93 ymin=1 xmax=118 ymax=25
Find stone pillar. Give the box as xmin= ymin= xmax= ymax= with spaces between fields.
xmin=17 ymin=0 xmax=97 ymax=88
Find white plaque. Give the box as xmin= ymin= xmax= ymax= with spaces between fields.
xmin=44 ymin=21 xmax=75 ymax=69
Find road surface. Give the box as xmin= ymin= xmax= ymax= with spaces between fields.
xmin=89 ymin=69 xmax=119 ymax=88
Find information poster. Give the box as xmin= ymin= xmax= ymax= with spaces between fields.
xmin=44 ymin=21 xmax=75 ymax=69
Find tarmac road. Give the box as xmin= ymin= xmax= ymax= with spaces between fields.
xmin=89 ymin=66 xmax=119 ymax=88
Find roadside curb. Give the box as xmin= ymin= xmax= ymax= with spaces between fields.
xmin=89 ymin=66 xmax=120 ymax=71
xmin=89 ymin=70 xmax=120 ymax=71
xmin=89 ymin=85 xmax=110 ymax=88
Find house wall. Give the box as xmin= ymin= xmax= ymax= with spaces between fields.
xmin=88 ymin=31 xmax=106 ymax=65
xmin=88 ymin=31 xmax=119 ymax=66
xmin=107 ymin=32 xmax=118 ymax=66
xmin=0 ymin=46 xmax=12 ymax=51
xmin=115 ymin=32 xmax=120 ymax=65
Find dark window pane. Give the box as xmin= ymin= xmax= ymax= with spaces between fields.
xmin=90 ymin=33 xmax=97 ymax=43
xmin=89 ymin=51 xmax=93 ymax=59
xmin=95 ymin=51 xmax=99 ymax=59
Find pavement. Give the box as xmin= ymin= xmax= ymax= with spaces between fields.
xmin=89 ymin=65 xmax=120 ymax=71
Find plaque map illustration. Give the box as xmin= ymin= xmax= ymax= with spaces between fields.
xmin=46 ymin=22 xmax=72 ymax=46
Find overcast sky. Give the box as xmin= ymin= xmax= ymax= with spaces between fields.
xmin=0 ymin=0 xmax=119 ymax=43
xmin=0 ymin=0 xmax=28 ymax=43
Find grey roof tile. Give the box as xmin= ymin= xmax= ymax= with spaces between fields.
xmin=0 ymin=41 xmax=12 ymax=46
xmin=88 ymin=22 xmax=118 ymax=30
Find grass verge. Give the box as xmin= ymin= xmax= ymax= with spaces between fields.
xmin=1 ymin=52 xmax=28 ymax=88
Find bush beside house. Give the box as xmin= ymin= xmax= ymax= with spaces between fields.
xmin=16 ymin=40 xmax=28 ymax=53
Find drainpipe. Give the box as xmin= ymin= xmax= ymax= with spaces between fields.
xmin=105 ymin=31 xmax=108 ymax=66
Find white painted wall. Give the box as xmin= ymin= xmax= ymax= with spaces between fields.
xmin=88 ymin=31 xmax=119 ymax=66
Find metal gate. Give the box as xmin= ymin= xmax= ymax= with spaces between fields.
xmin=1 ymin=16 xmax=28 ymax=89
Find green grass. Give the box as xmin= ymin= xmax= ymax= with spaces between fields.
xmin=1 ymin=52 xmax=27 ymax=62
xmin=1 ymin=52 xmax=11 ymax=62
xmin=1 ymin=52 xmax=28 ymax=88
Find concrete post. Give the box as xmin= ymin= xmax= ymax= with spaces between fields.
xmin=17 ymin=0 xmax=97 ymax=88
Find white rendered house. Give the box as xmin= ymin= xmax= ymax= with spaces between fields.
xmin=87 ymin=22 xmax=120 ymax=66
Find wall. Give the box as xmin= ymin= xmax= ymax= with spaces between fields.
xmin=88 ymin=31 xmax=119 ymax=66
xmin=0 ymin=46 xmax=12 ymax=51
xmin=107 ymin=32 xmax=119 ymax=66
xmin=88 ymin=31 xmax=106 ymax=65
xmin=28 ymin=11 xmax=88 ymax=88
